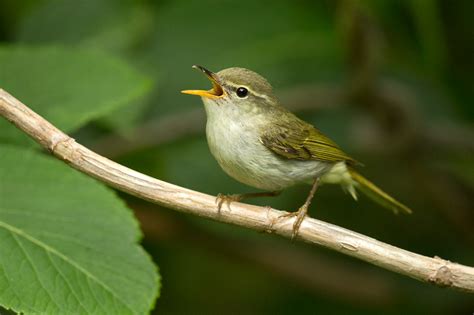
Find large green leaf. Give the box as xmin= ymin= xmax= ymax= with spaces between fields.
xmin=0 ymin=145 xmax=160 ymax=314
xmin=0 ymin=45 xmax=152 ymax=145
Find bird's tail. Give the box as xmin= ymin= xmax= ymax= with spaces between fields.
xmin=347 ymin=167 xmax=412 ymax=214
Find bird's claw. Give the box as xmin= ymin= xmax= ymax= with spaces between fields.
xmin=273 ymin=206 xmax=308 ymax=239
xmin=216 ymin=193 xmax=243 ymax=213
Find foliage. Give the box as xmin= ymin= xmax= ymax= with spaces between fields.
xmin=0 ymin=46 xmax=152 ymax=145
xmin=0 ymin=36 xmax=158 ymax=314
xmin=0 ymin=146 xmax=159 ymax=314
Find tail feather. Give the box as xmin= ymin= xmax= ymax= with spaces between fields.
xmin=347 ymin=168 xmax=412 ymax=214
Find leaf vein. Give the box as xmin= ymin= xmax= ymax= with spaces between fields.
xmin=46 ymin=251 xmax=89 ymax=314
xmin=0 ymin=220 xmax=135 ymax=314
xmin=11 ymin=232 xmax=61 ymax=313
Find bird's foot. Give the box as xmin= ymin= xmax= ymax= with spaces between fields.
xmin=274 ymin=205 xmax=309 ymax=239
xmin=216 ymin=191 xmax=281 ymax=214
xmin=216 ymin=193 xmax=244 ymax=213
xmin=272 ymin=178 xmax=318 ymax=240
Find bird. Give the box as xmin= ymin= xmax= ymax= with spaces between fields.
xmin=182 ymin=65 xmax=412 ymax=238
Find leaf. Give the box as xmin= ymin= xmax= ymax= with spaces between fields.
xmin=0 ymin=45 xmax=152 ymax=145
xmin=0 ymin=145 xmax=160 ymax=314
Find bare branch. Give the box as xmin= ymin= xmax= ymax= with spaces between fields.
xmin=135 ymin=205 xmax=396 ymax=305
xmin=1 ymin=89 xmax=473 ymax=293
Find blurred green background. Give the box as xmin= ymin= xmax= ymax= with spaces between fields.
xmin=1 ymin=0 xmax=473 ymax=313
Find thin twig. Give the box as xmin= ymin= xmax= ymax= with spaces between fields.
xmin=1 ymin=88 xmax=473 ymax=293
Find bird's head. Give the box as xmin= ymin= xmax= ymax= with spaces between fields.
xmin=182 ymin=65 xmax=278 ymax=116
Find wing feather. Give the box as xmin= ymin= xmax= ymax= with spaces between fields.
xmin=260 ymin=117 xmax=357 ymax=165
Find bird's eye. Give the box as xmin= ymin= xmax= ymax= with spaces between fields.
xmin=236 ymin=87 xmax=248 ymax=98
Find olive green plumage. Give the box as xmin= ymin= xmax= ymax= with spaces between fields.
xmin=259 ymin=111 xmax=410 ymax=214
xmin=183 ymin=66 xmax=412 ymax=216
xmin=260 ymin=115 xmax=358 ymax=164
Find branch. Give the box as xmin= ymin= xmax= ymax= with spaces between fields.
xmin=135 ymin=205 xmax=396 ymax=305
xmin=1 ymin=89 xmax=473 ymax=293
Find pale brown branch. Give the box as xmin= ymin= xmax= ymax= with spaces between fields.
xmin=1 ymin=88 xmax=473 ymax=293
xmin=135 ymin=206 xmax=396 ymax=305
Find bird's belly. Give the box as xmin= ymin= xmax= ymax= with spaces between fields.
xmin=206 ymin=120 xmax=331 ymax=191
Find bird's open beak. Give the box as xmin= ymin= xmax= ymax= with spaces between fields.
xmin=181 ymin=65 xmax=224 ymax=99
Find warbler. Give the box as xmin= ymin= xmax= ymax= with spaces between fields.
xmin=182 ymin=65 xmax=411 ymax=237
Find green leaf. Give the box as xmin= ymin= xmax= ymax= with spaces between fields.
xmin=0 ymin=45 xmax=152 ymax=145
xmin=0 ymin=145 xmax=160 ymax=314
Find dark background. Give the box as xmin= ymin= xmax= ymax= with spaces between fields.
xmin=1 ymin=0 xmax=473 ymax=313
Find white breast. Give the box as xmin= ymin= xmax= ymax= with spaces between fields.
xmin=204 ymin=100 xmax=332 ymax=191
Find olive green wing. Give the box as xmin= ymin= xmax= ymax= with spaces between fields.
xmin=260 ymin=118 xmax=358 ymax=165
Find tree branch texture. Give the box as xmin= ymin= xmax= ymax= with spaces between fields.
xmin=1 ymin=89 xmax=473 ymax=293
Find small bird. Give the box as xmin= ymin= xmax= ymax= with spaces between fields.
xmin=182 ymin=65 xmax=412 ymax=238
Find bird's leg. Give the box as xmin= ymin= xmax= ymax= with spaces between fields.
xmin=276 ymin=178 xmax=320 ymax=239
xmin=216 ymin=191 xmax=281 ymax=213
